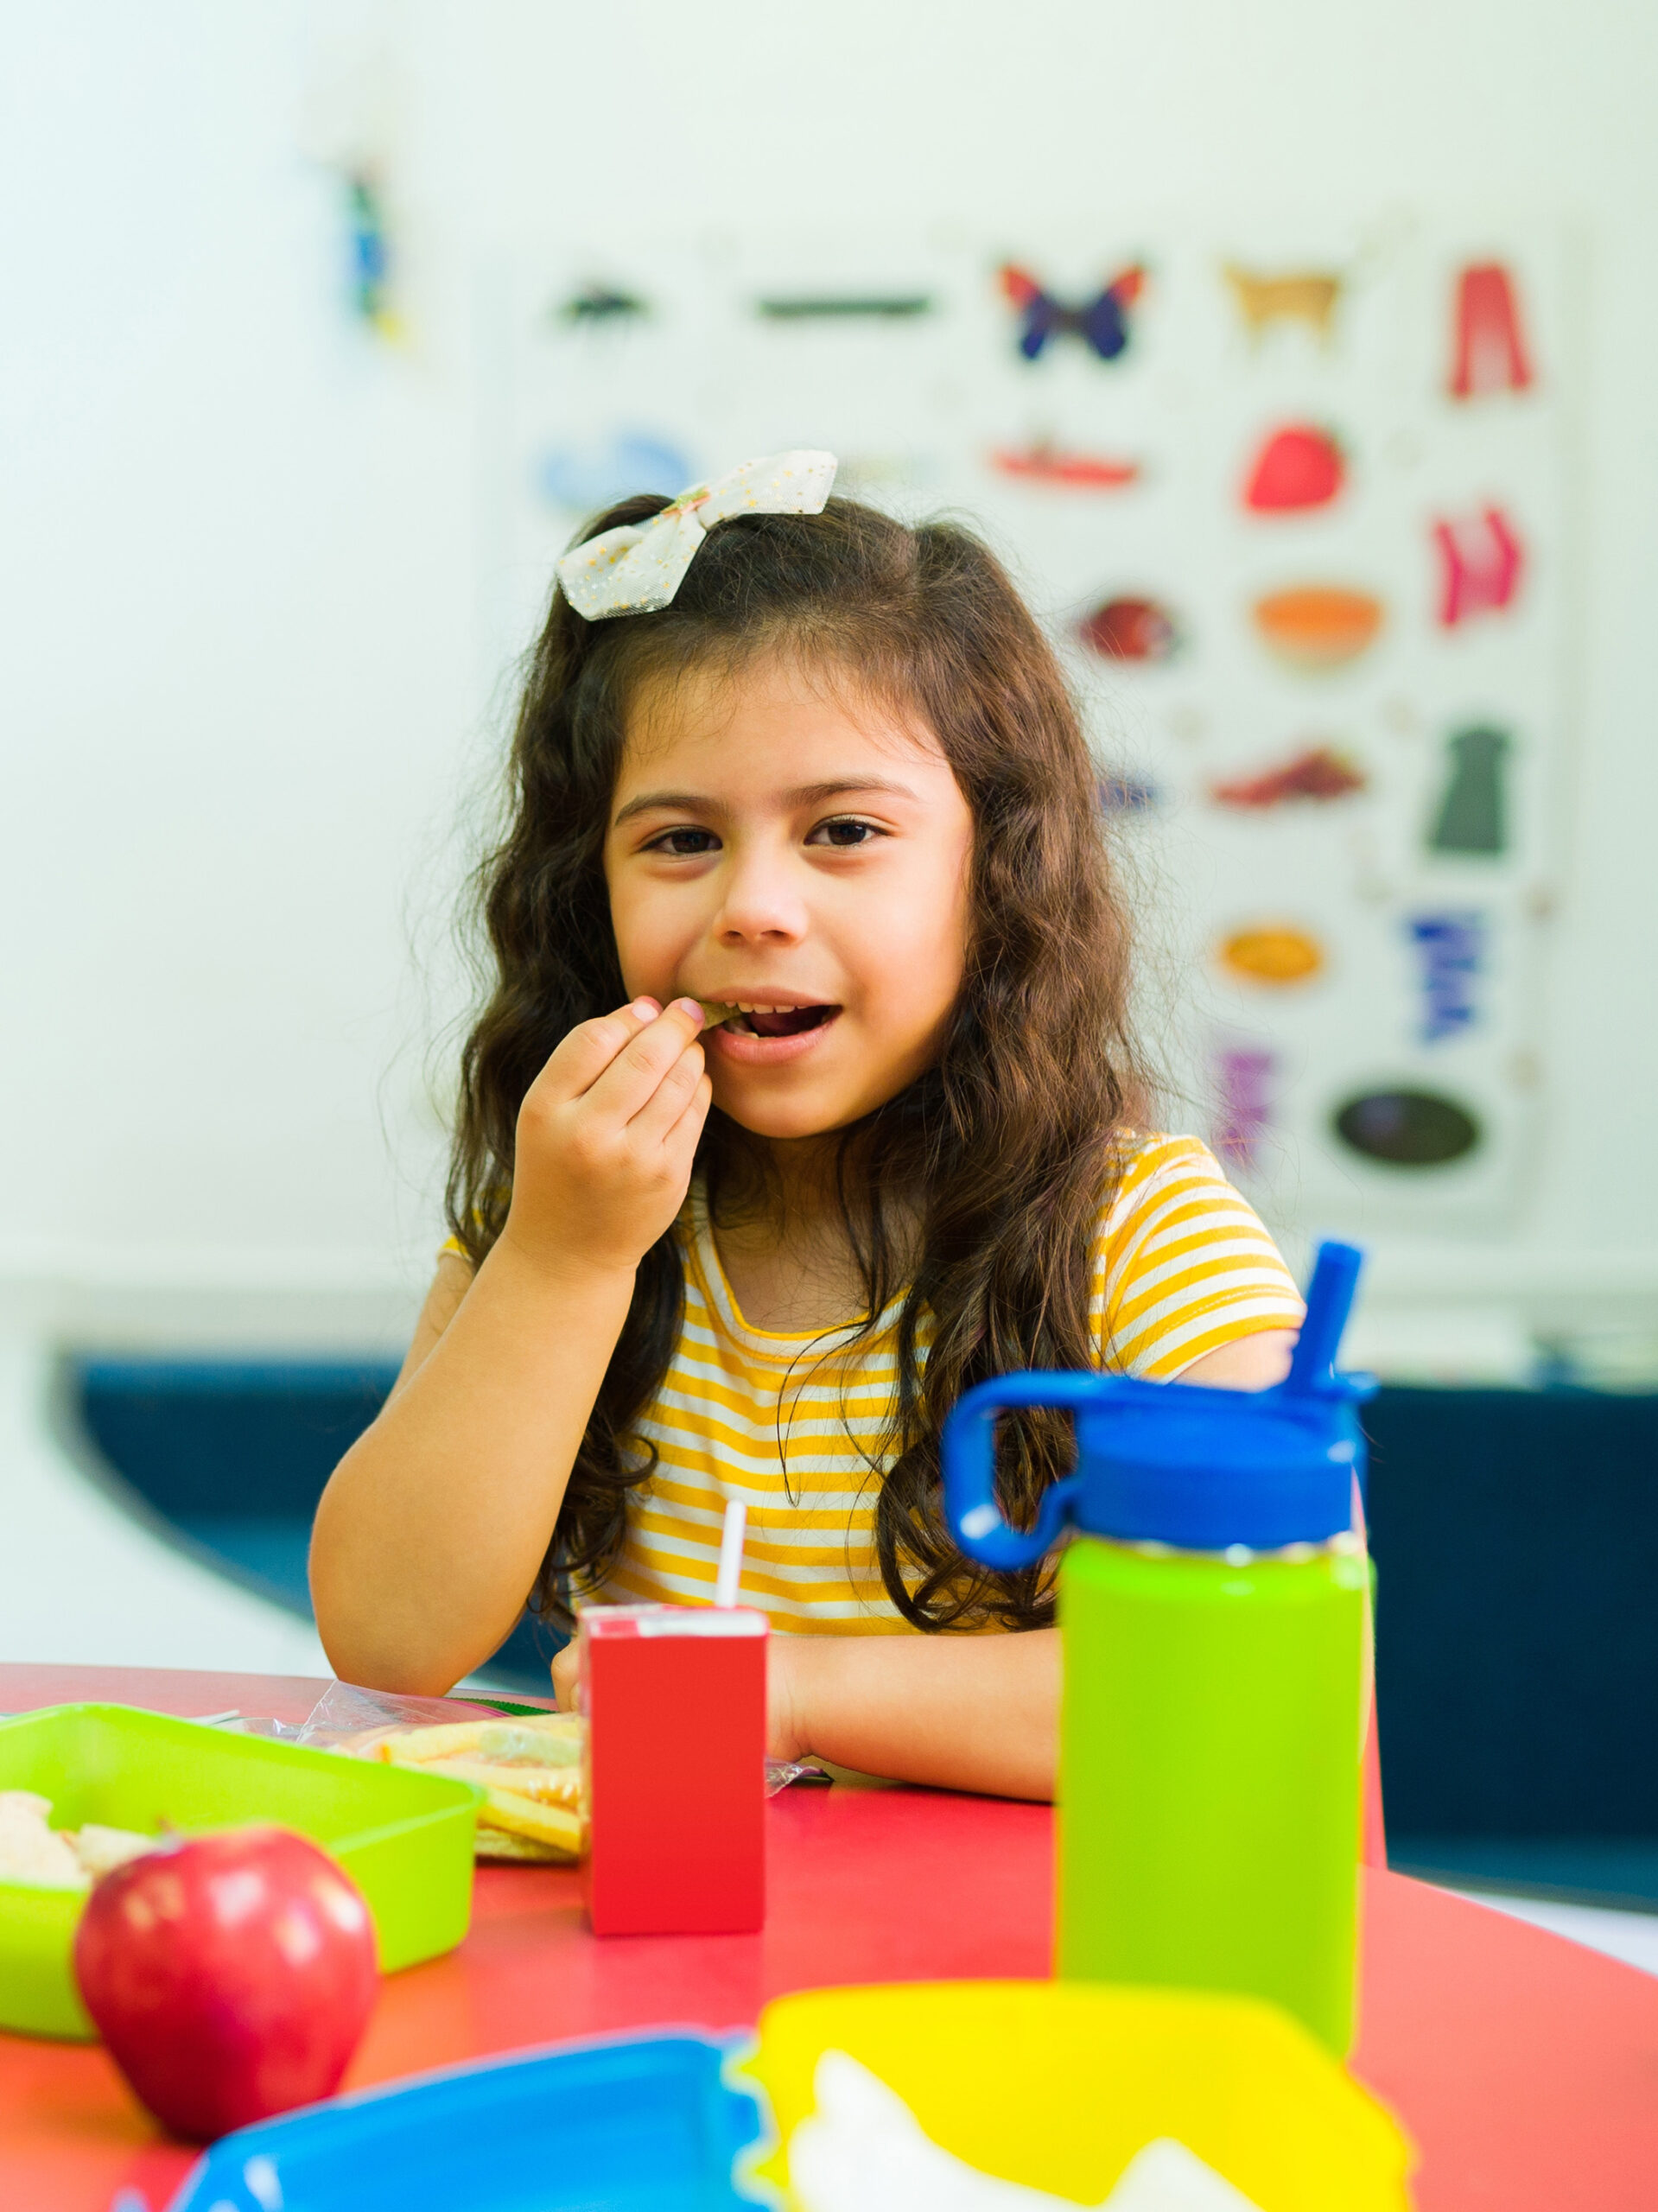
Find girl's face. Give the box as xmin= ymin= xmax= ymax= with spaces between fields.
xmin=603 ymin=656 xmax=975 ymax=1141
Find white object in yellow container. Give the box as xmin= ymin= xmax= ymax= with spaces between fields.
xmin=739 ymin=1980 xmax=1413 ymax=2212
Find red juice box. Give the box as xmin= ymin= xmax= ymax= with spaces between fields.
xmin=580 ymin=1604 xmax=768 ymax=1936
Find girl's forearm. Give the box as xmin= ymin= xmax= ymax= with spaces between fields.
xmin=783 ymin=1627 xmax=1058 ymax=1801
xmin=308 ymin=1239 xmax=632 ymax=1694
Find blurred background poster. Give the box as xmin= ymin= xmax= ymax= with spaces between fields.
xmin=492 ymin=225 xmax=1567 ymax=1242
xmin=0 ymin=3 xmax=1655 ymax=1910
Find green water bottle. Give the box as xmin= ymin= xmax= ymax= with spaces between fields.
xmin=943 ymin=1243 xmax=1373 ymax=2055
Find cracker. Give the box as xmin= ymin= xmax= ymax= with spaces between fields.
xmin=416 ymin=1756 xmax=581 ymax=1809
xmin=473 ymin=1825 xmax=572 ymax=1864
xmin=477 ymin=1786 xmax=584 ymax=1856
xmin=373 ymin=1715 xmax=584 ymax=1770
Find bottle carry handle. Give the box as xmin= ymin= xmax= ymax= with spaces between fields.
xmin=941 ymin=1243 xmax=1367 ymax=1572
xmin=942 ymin=1370 xmax=1121 ymax=1572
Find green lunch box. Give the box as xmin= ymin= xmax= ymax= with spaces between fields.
xmin=0 ymin=1703 xmax=485 ymax=2040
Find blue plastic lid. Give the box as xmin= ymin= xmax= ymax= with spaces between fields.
xmin=944 ymin=1243 xmax=1376 ymax=1563
xmin=1064 ymin=1375 xmax=1369 ymax=1550
xmin=162 ymin=2030 xmax=767 ymax=2212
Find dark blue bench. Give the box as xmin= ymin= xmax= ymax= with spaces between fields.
xmin=65 ymin=1357 xmax=563 ymax=1694
xmin=1366 ymin=1385 xmax=1658 ymax=1909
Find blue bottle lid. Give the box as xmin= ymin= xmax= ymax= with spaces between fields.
xmin=945 ymin=1243 xmax=1376 ymax=1565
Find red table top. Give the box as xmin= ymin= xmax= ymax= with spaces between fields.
xmin=3 ymin=1662 xmax=1655 ymax=2212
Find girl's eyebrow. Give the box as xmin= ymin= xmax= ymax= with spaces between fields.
xmin=612 ymin=777 xmax=920 ymax=827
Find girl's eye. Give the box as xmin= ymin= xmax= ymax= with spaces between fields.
xmin=809 ymin=817 xmax=883 ymax=849
xmin=646 ymin=827 xmax=720 ymax=857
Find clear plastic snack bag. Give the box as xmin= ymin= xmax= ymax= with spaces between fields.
xmin=232 ymin=1680 xmax=823 ymax=1861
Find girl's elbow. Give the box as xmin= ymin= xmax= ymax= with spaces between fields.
xmin=309 ymin=1540 xmax=504 ymax=1698
xmin=311 ymin=1603 xmax=463 ymax=1700
xmin=308 ymin=1541 xmax=445 ymax=1697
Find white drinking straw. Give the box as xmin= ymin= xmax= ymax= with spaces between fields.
xmin=715 ymin=1497 xmax=747 ymax=1608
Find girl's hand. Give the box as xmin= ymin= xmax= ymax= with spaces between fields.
xmin=500 ymin=997 xmax=712 ymax=1282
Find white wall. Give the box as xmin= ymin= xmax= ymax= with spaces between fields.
xmin=0 ymin=1340 xmax=328 ymax=1671
xmin=2 ymin=0 xmax=1655 ymax=1370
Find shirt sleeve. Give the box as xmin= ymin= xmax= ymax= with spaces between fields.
xmin=1090 ymin=1135 xmax=1305 ymax=1378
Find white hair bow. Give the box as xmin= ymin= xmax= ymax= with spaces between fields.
xmin=555 ymin=449 xmax=838 ymax=621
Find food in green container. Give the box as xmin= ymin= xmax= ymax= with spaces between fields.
xmin=0 ymin=1790 xmax=157 ymax=1886
xmin=0 ymin=1704 xmax=482 ymax=2039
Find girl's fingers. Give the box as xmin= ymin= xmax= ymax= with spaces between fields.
xmin=587 ymin=997 xmax=707 ymax=1124
xmin=627 ymin=1039 xmax=708 ymax=1147
xmin=658 ymin=1072 xmax=714 ymax=1179
xmin=670 ymin=1071 xmax=715 ymax=1152
xmin=540 ymin=999 xmax=664 ymax=1102
xmin=549 ymin=1643 xmax=579 ymax=1712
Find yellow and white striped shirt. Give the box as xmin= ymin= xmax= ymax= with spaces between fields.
xmin=588 ymin=1135 xmax=1303 ymax=1634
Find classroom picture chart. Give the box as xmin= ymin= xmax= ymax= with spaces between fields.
xmin=482 ymin=224 xmax=1569 ymax=1238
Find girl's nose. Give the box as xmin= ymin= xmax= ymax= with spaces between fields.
xmin=712 ymin=842 xmax=810 ymax=945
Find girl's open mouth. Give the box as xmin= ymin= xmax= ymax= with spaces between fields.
xmin=702 ymin=1001 xmax=842 ymax=1064
xmin=724 ymin=1004 xmax=836 ymax=1038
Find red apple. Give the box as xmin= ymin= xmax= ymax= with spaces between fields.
xmin=73 ymin=1825 xmax=378 ymax=2141
xmin=1244 ymin=424 xmax=1344 ymax=512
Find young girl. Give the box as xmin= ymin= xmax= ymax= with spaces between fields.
xmin=310 ymin=452 xmax=1305 ymax=1800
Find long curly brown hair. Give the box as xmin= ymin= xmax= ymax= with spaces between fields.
xmin=448 ymin=491 xmax=1150 ymax=1631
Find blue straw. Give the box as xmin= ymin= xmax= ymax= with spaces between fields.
xmin=1285 ymin=1241 xmax=1363 ymax=1394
